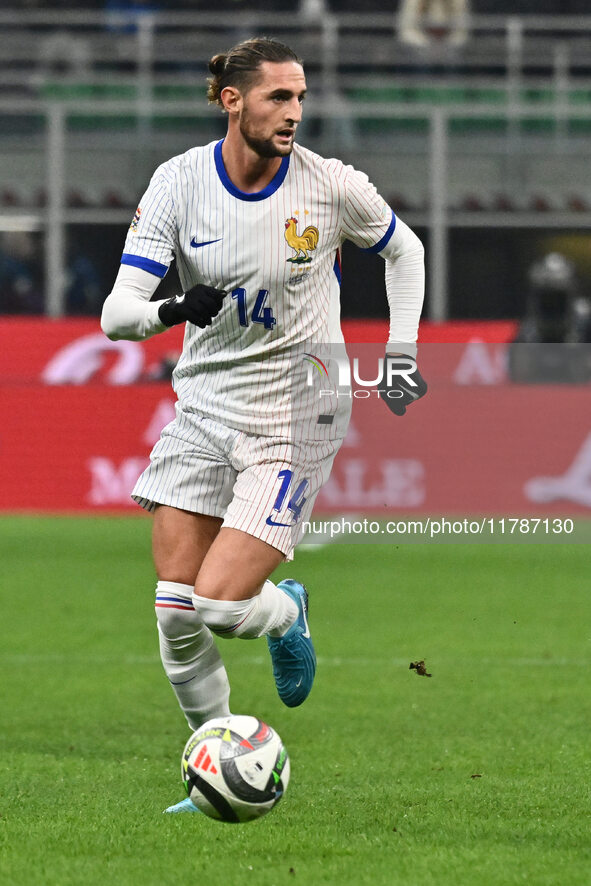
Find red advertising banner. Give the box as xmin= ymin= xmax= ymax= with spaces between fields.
xmin=1 ymin=382 xmax=588 ymax=515
xmin=0 ymin=318 xmax=185 ymax=385
xmin=0 ymin=318 xmax=516 ymax=385
xmin=0 ymin=319 xmax=588 ymax=516
xmin=0 ymin=385 xmax=164 ymax=510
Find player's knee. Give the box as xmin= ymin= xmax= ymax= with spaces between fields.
xmin=155 ymin=566 xmax=199 ymax=587
xmin=193 ymin=570 xmax=260 ymax=602
xmin=155 ymin=581 xmax=201 ymax=638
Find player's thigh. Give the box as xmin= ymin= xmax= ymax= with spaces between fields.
xmin=152 ymin=505 xmax=223 ymax=585
xmin=193 ymin=527 xmax=285 ymax=601
xmin=132 ymin=412 xmax=238 ymax=521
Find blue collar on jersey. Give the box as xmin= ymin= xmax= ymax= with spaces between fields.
xmin=214 ymin=139 xmax=290 ymax=201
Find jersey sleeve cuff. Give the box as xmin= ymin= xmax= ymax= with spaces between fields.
xmin=121 ymin=252 xmax=169 ymax=278
xmin=361 ymin=210 xmax=397 ymax=254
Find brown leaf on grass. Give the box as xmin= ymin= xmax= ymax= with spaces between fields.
xmin=409 ymin=660 xmax=432 ymax=677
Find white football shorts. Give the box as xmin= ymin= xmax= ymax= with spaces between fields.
xmin=132 ymin=409 xmax=343 ymax=559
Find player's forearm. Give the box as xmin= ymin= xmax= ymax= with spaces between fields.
xmin=383 ymin=219 xmax=425 ymax=358
xmin=101 ymin=265 xmax=167 ymax=341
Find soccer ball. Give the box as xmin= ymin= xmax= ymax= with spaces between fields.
xmin=181 ymin=715 xmax=290 ymax=823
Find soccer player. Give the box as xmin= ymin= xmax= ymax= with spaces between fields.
xmin=101 ymin=36 xmax=426 ymax=813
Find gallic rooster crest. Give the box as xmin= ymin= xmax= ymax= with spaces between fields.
xmin=285 ymin=216 xmax=320 ymax=264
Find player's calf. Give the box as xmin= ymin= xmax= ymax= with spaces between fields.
xmin=155 ymin=581 xmax=230 ymax=729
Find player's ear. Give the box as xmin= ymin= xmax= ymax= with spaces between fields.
xmin=220 ymin=86 xmax=242 ymax=115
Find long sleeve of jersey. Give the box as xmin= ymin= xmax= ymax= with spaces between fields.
xmin=341 ymin=166 xmax=425 ymax=357
xmin=101 ymin=163 xmax=179 ymax=341
xmin=380 ymin=217 xmax=425 ymax=358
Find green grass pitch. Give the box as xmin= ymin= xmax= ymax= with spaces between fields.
xmin=0 ymin=515 xmax=589 ymax=886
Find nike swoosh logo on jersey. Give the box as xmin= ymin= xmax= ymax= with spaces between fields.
xmin=190 ymin=237 xmax=222 ymax=248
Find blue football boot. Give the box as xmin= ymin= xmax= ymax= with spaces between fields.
xmin=163 ymin=797 xmax=201 ymax=814
xmin=267 ymin=579 xmax=316 ymax=707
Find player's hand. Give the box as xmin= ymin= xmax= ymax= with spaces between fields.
xmin=158 ymin=283 xmax=227 ymax=329
xmin=378 ymin=353 xmax=427 ymax=416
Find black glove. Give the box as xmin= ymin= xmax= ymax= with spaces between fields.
xmin=158 ymin=283 xmax=227 ymax=329
xmin=378 ymin=353 xmax=427 ymax=416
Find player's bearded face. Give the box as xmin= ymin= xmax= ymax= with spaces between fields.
xmin=239 ymin=105 xmax=295 ymax=158
xmin=237 ymin=62 xmax=306 ymax=159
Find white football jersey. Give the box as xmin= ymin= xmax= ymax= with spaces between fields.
xmin=121 ymin=139 xmax=400 ymax=437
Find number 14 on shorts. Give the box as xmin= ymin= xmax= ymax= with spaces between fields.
xmin=265 ymin=469 xmax=309 ymax=528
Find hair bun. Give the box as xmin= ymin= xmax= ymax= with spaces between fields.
xmin=208 ymin=54 xmax=227 ymax=77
